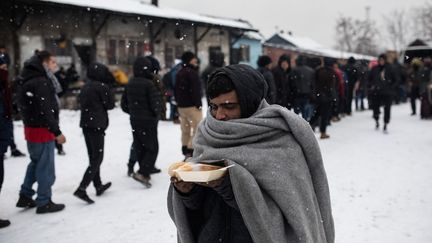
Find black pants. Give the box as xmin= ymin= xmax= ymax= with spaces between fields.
xmin=410 ymin=86 xmax=420 ymax=114
xmin=346 ymin=82 xmax=355 ymax=114
xmin=0 ymin=154 xmax=4 ymax=193
xmin=372 ymin=94 xmax=393 ymax=124
xmin=129 ymin=126 xmax=158 ymax=177
xmin=310 ymin=100 xmax=331 ymax=133
xmin=79 ymin=128 xmax=105 ymax=190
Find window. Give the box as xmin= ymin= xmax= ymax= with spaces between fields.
xmin=165 ymin=44 xmax=184 ymax=68
xmin=230 ymin=44 xmax=250 ymax=64
xmin=44 ymin=38 xmax=72 ymax=57
xmin=118 ymin=40 xmax=127 ymax=64
xmin=108 ymin=39 xmax=117 ymax=64
xmin=239 ymin=44 xmax=250 ymax=62
xmin=108 ymin=38 xmax=147 ymax=65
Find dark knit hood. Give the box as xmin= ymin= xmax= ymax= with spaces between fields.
xmin=87 ymin=62 xmax=111 ymax=84
xmin=20 ymin=55 xmax=46 ymax=83
xmin=208 ymin=64 xmax=268 ymax=118
xmin=133 ymin=56 xmax=154 ymax=79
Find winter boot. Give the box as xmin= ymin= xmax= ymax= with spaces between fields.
xmin=36 ymin=200 xmax=65 ymax=214
xmin=127 ymin=166 xmax=134 ymax=177
xmin=383 ymin=123 xmax=388 ymax=134
xmin=73 ymin=189 xmax=95 ymax=204
xmin=375 ymin=120 xmax=379 ymax=130
xmin=150 ymin=167 xmax=161 ymax=174
xmin=132 ymin=173 xmax=152 ymax=188
xmin=0 ymin=219 xmax=10 ymax=228
xmin=320 ymin=133 xmax=330 ymax=139
xmin=96 ymin=182 xmax=112 ymax=196
xmin=57 ymin=150 xmax=66 ymax=156
xmin=16 ymin=195 xmax=36 ymax=208
xmin=11 ymin=149 xmax=25 ymax=157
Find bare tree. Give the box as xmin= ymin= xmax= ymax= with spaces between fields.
xmin=335 ymin=14 xmax=380 ymax=55
xmin=335 ymin=16 xmax=356 ymax=52
xmin=412 ymin=0 xmax=432 ymax=41
xmin=355 ymin=18 xmax=380 ymax=56
xmin=384 ymin=10 xmax=410 ymax=52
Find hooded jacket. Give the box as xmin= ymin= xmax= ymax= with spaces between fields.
xmin=291 ymin=56 xmax=315 ymax=97
xmin=79 ymin=62 xmax=115 ymax=130
xmin=121 ymin=56 xmax=162 ymax=128
xmin=17 ymin=55 xmax=61 ymax=136
xmin=175 ymin=64 xmax=202 ymax=108
xmin=368 ymin=63 xmax=397 ymax=96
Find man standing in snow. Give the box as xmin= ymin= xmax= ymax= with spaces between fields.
xmin=291 ymin=55 xmax=315 ymax=121
xmin=168 ymin=64 xmax=334 ymax=243
xmin=309 ymin=57 xmax=337 ymax=139
xmin=16 ymin=51 xmax=66 ymax=214
xmin=121 ymin=57 xmax=162 ymax=188
xmin=271 ymin=54 xmax=292 ymax=108
xmin=257 ymin=55 xmax=277 ymax=104
xmin=73 ymin=62 xmax=115 ymax=203
xmin=344 ymin=57 xmax=359 ymax=116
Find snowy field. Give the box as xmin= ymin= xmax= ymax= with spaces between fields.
xmin=0 ymin=102 xmax=431 ymax=243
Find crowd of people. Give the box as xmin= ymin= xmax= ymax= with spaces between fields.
xmin=253 ymin=53 xmax=432 ymax=138
xmin=0 ymin=45 xmax=431 ymax=242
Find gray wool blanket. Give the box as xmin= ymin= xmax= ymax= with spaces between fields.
xmin=168 ymin=101 xmax=335 ymax=243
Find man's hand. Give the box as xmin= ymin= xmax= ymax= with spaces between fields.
xmin=56 ymin=134 xmax=66 ymax=144
xmin=171 ymin=177 xmax=195 ymax=194
xmin=196 ymin=173 xmax=226 ymax=188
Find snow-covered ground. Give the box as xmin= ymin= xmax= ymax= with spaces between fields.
xmin=0 ymin=102 xmax=431 ymax=243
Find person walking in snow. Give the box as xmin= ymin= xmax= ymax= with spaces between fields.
xmin=368 ymin=54 xmax=397 ymax=132
xmin=168 ymin=64 xmax=334 ymax=243
xmin=121 ymin=57 xmax=162 ymax=188
xmin=174 ymin=51 xmax=203 ymax=159
xmin=16 ymin=51 xmax=66 ymax=214
xmin=73 ymin=62 xmax=115 ymax=204
xmin=126 ymin=55 xmax=163 ymax=176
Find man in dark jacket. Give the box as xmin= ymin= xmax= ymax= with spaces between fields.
xmin=368 ymin=54 xmax=397 ymax=132
xmin=73 ymin=62 xmax=115 ymax=204
xmin=16 ymin=51 xmax=66 ymax=214
xmin=121 ymin=57 xmax=162 ymax=188
xmin=355 ymin=60 xmax=369 ymax=111
xmin=291 ymin=55 xmax=315 ymax=121
xmin=344 ymin=57 xmax=358 ymax=115
xmin=174 ymin=51 xmax=203 ymax=158
xmin=257 ymin=55 xmax=277 ymax=104
xmin=309 ymin=57 xmax=337 ymax=139
xmin=271 ymin=54 xmax=292 ymax=108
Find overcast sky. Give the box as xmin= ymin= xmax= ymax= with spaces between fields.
xmin=161 ymin=0 xmax=418 ymax=49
